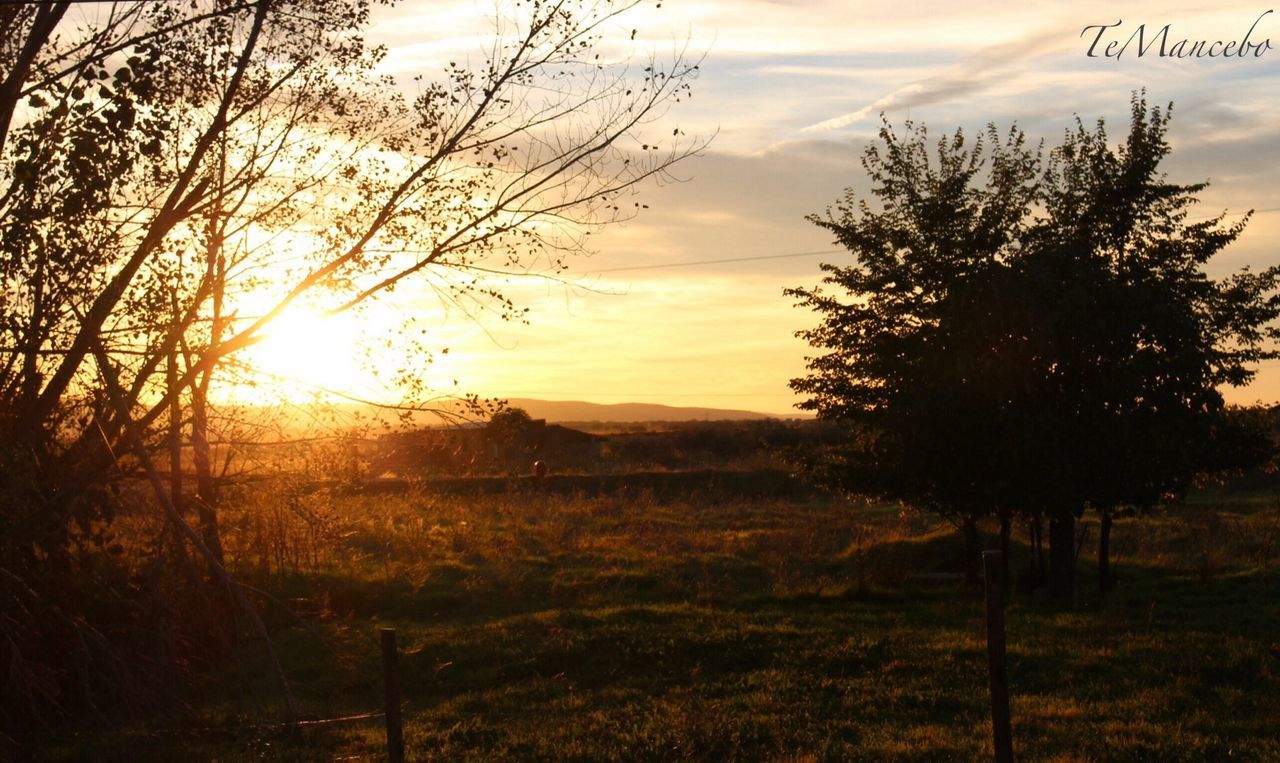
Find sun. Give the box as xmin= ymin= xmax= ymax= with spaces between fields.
xmin=241 ymin=309 xmax=371 ymax=400
xmin=232 ymin=302 xmax=466 ymax=406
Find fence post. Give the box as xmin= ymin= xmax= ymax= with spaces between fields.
xmin=982 ymin=550 xmax=1013 ymax=763
xmin=381 ymin=627 xmax=405 ymax=763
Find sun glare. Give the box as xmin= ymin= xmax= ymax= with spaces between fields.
xmin=231 ymin=302 xmax=467 ymax=407
xmin=241 ymin=310 xmax=371 ymax=401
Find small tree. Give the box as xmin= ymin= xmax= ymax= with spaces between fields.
xmin=485 ymin=406 xmax=535 ymax=470
xmin=1030 ymin=97 xmax=1280 ymax=594
xmin=786 ymin=119 xmax=1042 ymax=585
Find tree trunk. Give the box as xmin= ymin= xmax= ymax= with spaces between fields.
xmin=1048 ymin=512 xmax=1075 ymax=602
xmin=999 ymin=513 xmax=1011 ymax=585
xmin=0 ymin=2 xmax=71 ymax=158
xmin=1027 ymin=514 xmax=1045 ymax=588
xmin=190 ymin=389 xmax=224 ymax=565
xmin=1099 ymin=507 xmax=1114 ymax=592
xmin=166 ymin=347 xmax=189 ymax=567
xmin=190 ymin=232 xmax=226 ymax=565
xmin=962 ymin=514 xmax=980 ymax=587
xmin=168 ymin=349 xmax=182 ymax=515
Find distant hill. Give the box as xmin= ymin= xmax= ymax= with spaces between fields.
xmin=214 ymin=398 xmax=803 ymax=438
xmin=504 ymin=398 xmax=792 ymax=423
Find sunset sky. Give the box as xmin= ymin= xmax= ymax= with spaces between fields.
xmin=275 ymin=0 xmax=1280 ymax=416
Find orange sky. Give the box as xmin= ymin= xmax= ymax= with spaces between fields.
xmin=250 ymin=1 xmax=1280 ymax=415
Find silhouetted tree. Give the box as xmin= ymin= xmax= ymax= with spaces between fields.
xmin=787 ymin=119 xmax=1042 ymax=585
xmin=0 ymin=0 xmax=701 ymax=736
xmin=485 ymin=406 xmax=535 ymax=469
xmin=790 ymin=96 xmax=1280 ymax=598
xmin=1028 ymin=97 xmax=1280 ymax=596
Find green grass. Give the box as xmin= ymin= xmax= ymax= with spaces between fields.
xmin=47 ymin=483 xmax=1280 ymax=761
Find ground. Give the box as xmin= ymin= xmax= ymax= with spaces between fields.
xmin=50 ymin=477 xmax=1280 ymax=761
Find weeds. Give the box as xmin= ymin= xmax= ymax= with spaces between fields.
xmin=55 ymin=480 xmax=1280 ymax=762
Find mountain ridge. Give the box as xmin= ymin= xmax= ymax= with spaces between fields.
xmin=503 ymin=398 xmax=798 ymax=423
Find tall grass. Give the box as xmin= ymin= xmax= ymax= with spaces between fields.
xmin=58 ymin=480 xmax=1280 ymax=761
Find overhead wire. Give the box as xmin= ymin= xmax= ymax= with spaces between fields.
xmin=585 ymin=206 xmax=1280 ymax=274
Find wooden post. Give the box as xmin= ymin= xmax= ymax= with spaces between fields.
xmin=983 ymin=550 xmax=1013 ymax=763
xmin=381 ymin=627 xmax=405 ymax=763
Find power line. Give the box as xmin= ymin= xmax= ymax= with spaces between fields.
xmin=588 ymin=206 xmax=1280 ymax=275
xmin=590 ymin=249 xmax=843 ymax=274
xmin=1189 ymin=206 xmax=1280 ymax=221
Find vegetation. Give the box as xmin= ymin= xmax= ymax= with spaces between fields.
xmin=6 ymin=5 xmax=1278 ymax=757
xmin=789 ymin=96 xmax=1280 ymax=596
xmin=38 ymin=477 xmax=1280 ymax=761
xmin=373 ymin=414 xmax=846 ymax=478
xmin=1 ymin=0 xmax=700 ymax=736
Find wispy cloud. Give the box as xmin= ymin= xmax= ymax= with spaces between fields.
xmin=364 ymin=1 xmax=1280 ymax=409
xmin=803 ymin=27 xmax=1070 ymax=132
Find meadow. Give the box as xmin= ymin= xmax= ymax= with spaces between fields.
xmin=51 ymin=475 xmax=1280 ymax=761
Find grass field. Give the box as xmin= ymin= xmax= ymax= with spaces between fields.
xmin=51 ymin=477 xmax=1280 ymax=761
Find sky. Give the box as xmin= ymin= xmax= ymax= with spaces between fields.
xmin=287 ymin=0 xmax=1280 ymax=416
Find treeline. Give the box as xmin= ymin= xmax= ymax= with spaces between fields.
xmin=373 ymin=410 xmax=851 ymax=477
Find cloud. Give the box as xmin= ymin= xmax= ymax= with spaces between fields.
xmin=803 ymin=84 xmax=926 ymax=132
xmin=802 ymin=26 xmax=1070 ymax=132
xmin=359 ymin=1 xmax=1280 ymax=410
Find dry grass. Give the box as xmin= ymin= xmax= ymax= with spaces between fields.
xmin=55 ymin=477 xmax=1280 ymax=762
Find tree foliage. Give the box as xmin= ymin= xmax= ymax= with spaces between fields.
xmin=0 ymin=0 xmax=701 ymax=737
xmin=790 ymin=96 xmax=1280 ymax=594
xmin=787 ymin=121 xmax=1042 ymax=541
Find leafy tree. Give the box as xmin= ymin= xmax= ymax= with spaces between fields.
xmin=0 ymin=0 xmax=700 ymax=734
xmin=485 ymin=405 xmax=536 ymax=469
xmin=1027 ymin=98 xmax=1280 ymax=594
xmin=790 ymin=96 xmax=1280 ymax=597
xmin=786 ymin=120 xmax=1042 ymax=585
